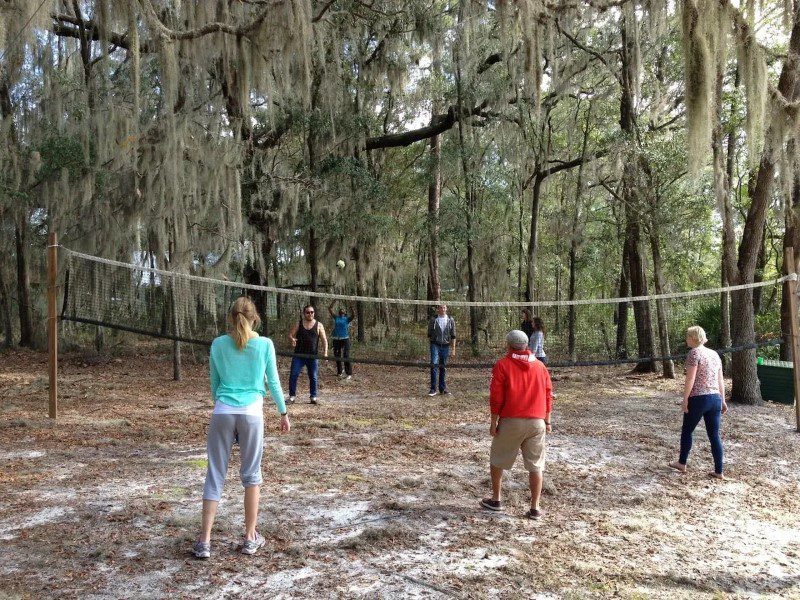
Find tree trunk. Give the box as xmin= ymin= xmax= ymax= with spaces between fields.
xmin=273 ymin=258 xmax=283 ymax=321
xmin=518 ymin=188 xmax=525 ymax=301
xmin=752 ymin=223 xmax=767 ymax=314
xmin=781 ymin=157 xmax=800 ymax=360
xmin=730 ymin=288 xmax=760 ymax=402
xmin=427 ymin=132 xmax=442 ymax=305
xmin=725 ymin=9 xmax=800 ymax=403
xmin=0 ymin=265 xmax=13 ymax=348
xmin=625 ymin=212 xmax=657 ymax=372
xmin=15 ymin=220 xmax=34 ymax=347
xmin=454 ymin=33 xmax=479 ymax=349
xmin=619 ymin=12 xmax=656 ymax=372
xmin=172 ymin=285 xmax=182 ymax=381
xmin=526 ymin=171 xmax=544 ymax=303
xmin=615 ymin=253 xmax=631 ymax=359
xmin=650 ymin=228 xmax=675 ymax=378
xmin=306 ymin=67 xmax=322 ymax=298
xmin=352 ymin=246 xmax=366 ymax=343
xmin=554 ymin=265 xmax=561 ymax=335
xmin=715 ymin=64 xmax=738 ymax=373
xmin=568 ymin=242 xmax=577 ymax=361
xmin=167 ymin=232 xmax=181 ymax=382
xmin=567 ymin=101 xmax=592 ymax=362
xmin=466 ymin=192 xmax=479 ymax=347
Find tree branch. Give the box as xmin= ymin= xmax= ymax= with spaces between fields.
xmin=137 ymin=0 xmax=277 ymax=41
xmin=52 ymin=14 xmax=154 ymax=52
xmin=312 ymin=0 xmax=338 ymax=22
xmin=523 ymin=149 xmax=609 ymax=191
xmin=365 ymin=102 xmax=488 ymax=150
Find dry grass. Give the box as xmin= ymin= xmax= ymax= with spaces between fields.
xmin=0 ymin=347 xmax=799 ymax=598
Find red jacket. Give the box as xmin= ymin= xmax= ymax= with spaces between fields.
xmin=489 ymin=349 xmax=553 ymax=418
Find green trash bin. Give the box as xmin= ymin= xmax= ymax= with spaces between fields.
xmin=757 ymin=359 xmax=796 ymax=405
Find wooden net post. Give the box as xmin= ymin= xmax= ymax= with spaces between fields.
xmin=47 ymin=231 xmax=58 ymax=419
xmin=784 ymin=247 xmax=800 ymax=432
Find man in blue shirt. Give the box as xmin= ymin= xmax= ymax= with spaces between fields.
xmin=328 ymin=301 xmax=355 ymax=379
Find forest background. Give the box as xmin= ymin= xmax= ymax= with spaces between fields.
xmin=2 ymin=0 xmax=800 ymax=404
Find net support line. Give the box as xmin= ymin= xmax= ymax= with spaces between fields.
xmin=59 ymin=246 xmax=798 ymax=308
xmin=60 ymin=315 xmax=783 ymax=369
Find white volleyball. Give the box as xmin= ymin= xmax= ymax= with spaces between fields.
xmin=337 ymin=259 xmax=346 ymax=269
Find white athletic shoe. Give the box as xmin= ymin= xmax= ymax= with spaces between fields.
xmin=310 ymin=397 xmax=319 ymax=405
xmin=241 ymin=532 xmax=265 ymax=555
xmin=346 ymin=375 xmax=352 ymax=381
xmin=287 ymin=396 xmax=296 ymax=404
xmin=192 ymin=540 xmax=211 ymax=559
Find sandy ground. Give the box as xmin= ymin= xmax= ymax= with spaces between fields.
xmin=1 ymin=347 xmax=799 ymax=599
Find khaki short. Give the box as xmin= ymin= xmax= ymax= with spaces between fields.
xmin=490 ymin=417 xmax=547 ymax=472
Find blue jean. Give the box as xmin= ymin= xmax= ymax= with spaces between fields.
xmin=289 ymin=356 xmax=318 ymax=397
xmin=430 ymin=343 xmax=450 ymax=393
xmin=679 ymin=393 xmax=724 ymax=474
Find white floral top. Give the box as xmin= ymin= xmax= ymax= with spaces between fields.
xmin=686 ymin=345 xmax=722 ymax=397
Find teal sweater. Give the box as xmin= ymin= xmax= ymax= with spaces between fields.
xmin=209 ymin=334 xmax=286 ymax=413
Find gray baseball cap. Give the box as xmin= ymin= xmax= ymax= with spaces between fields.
xmin=506 ymin=329 xmax=529 ymax=350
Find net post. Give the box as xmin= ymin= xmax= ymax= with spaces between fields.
xmin=784 ymin=247 xmax=800 ymax=432
xmin=47 ymin=231 xmax=58 ymax=420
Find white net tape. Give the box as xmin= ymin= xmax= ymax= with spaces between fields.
xmin=60 ymin=247 xmax=798 ymax=308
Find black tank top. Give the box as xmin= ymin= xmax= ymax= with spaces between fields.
xmin=295 ymin=320 xmax=319 ymax=355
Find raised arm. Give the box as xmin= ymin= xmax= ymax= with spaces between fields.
xmin=328 ymin=301 xmax=336 ymax=318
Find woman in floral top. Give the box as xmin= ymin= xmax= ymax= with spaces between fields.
xmin=669 ymin=326 xmax=728 ymax=479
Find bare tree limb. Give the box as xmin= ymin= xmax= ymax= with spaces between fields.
xmin=137 ymin=0 xmax=277 ymax=41
xmin=365 ymin=101 xmax=488 ymax=150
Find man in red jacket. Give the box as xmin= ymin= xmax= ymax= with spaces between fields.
xmin=481 ymin=329 xmax=553 ymax=519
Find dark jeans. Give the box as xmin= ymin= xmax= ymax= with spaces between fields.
xmin=430 ymin=343 xmax=450 ymax=393
xmin=333 ymin=338 xmax=352 ymax=375
xmin=289 ymin=356 xmax=318 ymax=398
xmin=679 ymin=393 xmax=724 ymax=474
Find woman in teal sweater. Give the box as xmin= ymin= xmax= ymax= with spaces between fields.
xmin=193 ymin=297 xmax=289 ymax=559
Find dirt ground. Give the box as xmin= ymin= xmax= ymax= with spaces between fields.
xmin=1 ymin=346 xmax=799 ymax=599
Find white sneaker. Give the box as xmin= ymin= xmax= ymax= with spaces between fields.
xmin=192 ymin=540 xmax=211 ymax=559
xmin=287 ymin=396 xmax=296 ymax=404
xmin=346 ymin=375 xmax=352 ymax=381
xmin=241 ymin=532 xmax=265 ymax=555
xmin=310 ymin=397 xmax=319 ymax=405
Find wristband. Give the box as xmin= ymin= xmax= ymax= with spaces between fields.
xmin=280 ymin=411 xmax=287 ymax=416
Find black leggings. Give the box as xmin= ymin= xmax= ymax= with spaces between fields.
xmin=333 ymin=338 xmax=352 ymax=375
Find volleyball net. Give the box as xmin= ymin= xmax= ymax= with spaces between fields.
xmin=57 ymin=247 xmax=794 ymax=368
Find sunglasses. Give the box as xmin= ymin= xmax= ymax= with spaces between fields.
xmin=305 ymin=310 xmax=315 ymax=314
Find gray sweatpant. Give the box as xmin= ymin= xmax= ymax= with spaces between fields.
xmin=203 ymin=414 xmax=264 ymax=501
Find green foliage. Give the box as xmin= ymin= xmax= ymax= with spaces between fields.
xmin=37 ymin=135 xmax=86 ymax=181
xmin=692 ymin=302 xmax=723 ymax=346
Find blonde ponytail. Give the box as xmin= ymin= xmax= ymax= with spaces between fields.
xmin=228 ymin=297 xmax=261 ymax=350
